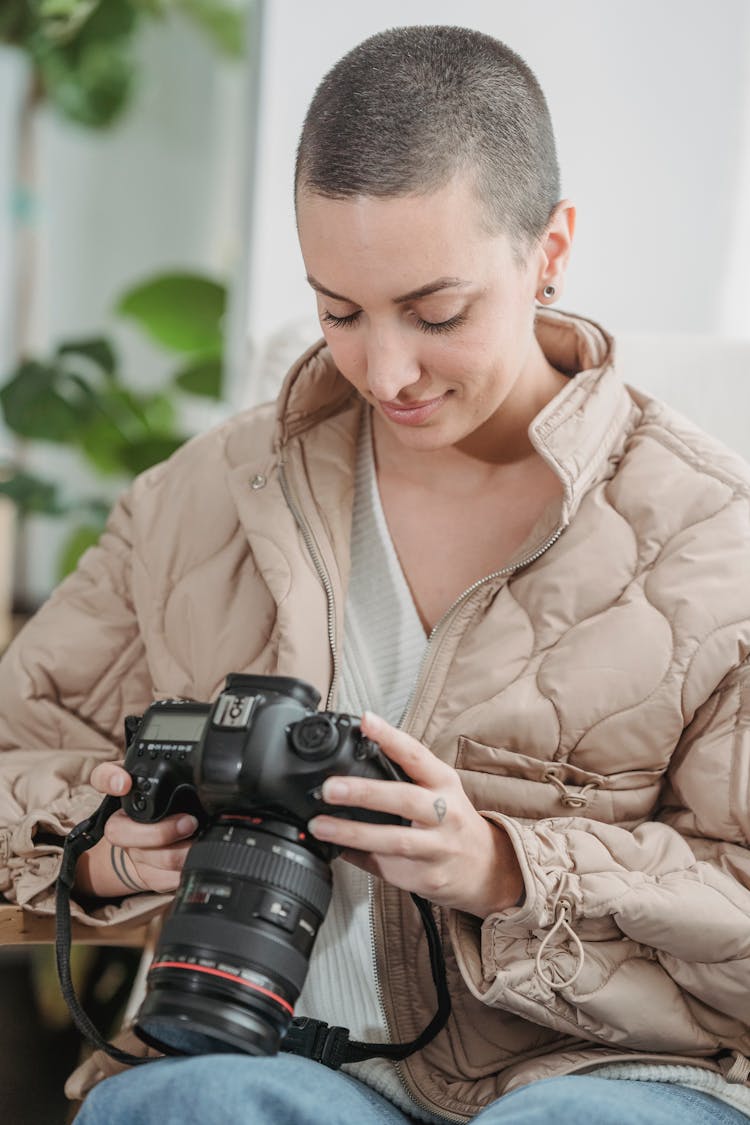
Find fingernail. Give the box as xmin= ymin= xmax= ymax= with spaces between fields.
xmin=308 ymin=818 xmax=333 ymax=839
xmin=362 ymin=710 xmax=380 ymax=728
xmin=322 ymin=779 xmax=349 ymax=800
xmin=111 ymin=775 xmax=125 ymax=795
xmin=177 ymin=815 xmax=198 ymax=835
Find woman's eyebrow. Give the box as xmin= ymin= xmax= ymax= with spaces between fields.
xmin=306 ymin=275 xmax=469 ymax=304
xmin=393 ymin=277 xmax=469 ymax=304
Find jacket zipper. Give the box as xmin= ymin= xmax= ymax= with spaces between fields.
xmin=279 ymin=456 xmax=451 ymax=1116
xmin=382 ymin=523 xmax=566 ymax=1120
xmin=366 ymin=881 xmax=465 ymax=1125
xmin=281 ymin=451 xmax=566 ymax=1120
xmin=278 ymin=461 xmax=339 ymax=710
xmin=400 ymin=524 xmax=565 ymax=732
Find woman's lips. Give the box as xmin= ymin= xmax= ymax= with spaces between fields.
xmin=378 ymin=392 xmax=449 ymax=426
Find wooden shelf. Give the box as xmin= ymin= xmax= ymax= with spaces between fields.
xmin=0 ymin=902 xmax=149 ymax=947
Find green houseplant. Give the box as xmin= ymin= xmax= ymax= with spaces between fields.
xmin=0 ymin=0 xmax=250 ymax=597
xmin=0 ymin=269 xmax=228 ymax=578
xmin=1 ymin=0 xmax=246 ymax=129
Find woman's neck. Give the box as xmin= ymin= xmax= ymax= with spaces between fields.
xmin=372 ymin=350 xmax=569 ymax=493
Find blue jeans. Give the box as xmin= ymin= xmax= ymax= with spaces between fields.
xmin=74 ymin=1054 xmax=750 ymax=1125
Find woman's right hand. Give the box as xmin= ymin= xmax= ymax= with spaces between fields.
xmin=74 ymin=762 xmax=198 ymax=899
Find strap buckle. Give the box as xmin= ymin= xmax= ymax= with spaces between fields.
xmin=282 ymin=1017 xmax=351 ymax=1070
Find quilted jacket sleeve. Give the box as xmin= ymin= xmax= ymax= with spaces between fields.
xmin=450 ymin=658 xmax=750 ymax=1056
xmin=0 ymin=487 xmax=171 ymax=928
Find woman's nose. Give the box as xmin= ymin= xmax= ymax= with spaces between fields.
xmin=364 ymin=327 xmax=421 ymax=402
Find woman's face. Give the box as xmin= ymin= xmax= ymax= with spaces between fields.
xmin=296 ymin=177 xmax=569 ymax=460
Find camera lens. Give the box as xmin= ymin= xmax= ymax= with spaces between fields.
xmin=135 ymin=817 xmax=332 ymax=1057
xmin=289 ymin=715 xmax=339 ymax=760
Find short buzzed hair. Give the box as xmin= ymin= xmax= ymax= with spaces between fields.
xmin=295 ymin=25 xmax=561 ymax=252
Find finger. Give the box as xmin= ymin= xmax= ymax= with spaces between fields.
xmin=89 ymin=762 xmax=132 ymax=796
xmin=361 ymin=712 xmax=452 ymax=787
xmin=105 ymin=809 xmax=199 ymax=848
xmin=321 ymin=776 xmax=451 ymax=828
xmin=308 ymin=815 xmax=433 ymax=859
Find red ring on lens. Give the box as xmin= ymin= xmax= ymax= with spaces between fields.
xmin=149 ymin=961 xmax=294 ymax=1015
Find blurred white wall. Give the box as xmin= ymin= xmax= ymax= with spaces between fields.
xmin=0 ymin=48 xmax=25 ymax=384
xmin=243 ymin=0 xmax=750 ymax=403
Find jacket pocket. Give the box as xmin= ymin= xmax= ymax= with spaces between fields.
xmin=456 ymin=739 xmax=664 ymax=827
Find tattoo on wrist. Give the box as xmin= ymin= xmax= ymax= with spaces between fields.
xmin=110 ymin=845 xmax=144 ymax=893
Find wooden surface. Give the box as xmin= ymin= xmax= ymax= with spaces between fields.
xmin=0 ymin=901 xmax=149 ymax=947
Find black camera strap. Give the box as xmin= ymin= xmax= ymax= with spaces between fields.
xmin=56 ymin=796 xmax=154 ymax=1066
xmin=281 ymin=892 xmax=452 ymax=1070
xmin=55 ymin=799 xmax=452 ymax=1071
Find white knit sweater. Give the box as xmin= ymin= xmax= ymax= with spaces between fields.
xmin=294 ymin=408 xmax=444 ymax=1120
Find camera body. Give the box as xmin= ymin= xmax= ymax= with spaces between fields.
xmin=122 ymin=673 xmax=405 ymax=832
xmin=120 ymin=674 xmax=407 ymax=1058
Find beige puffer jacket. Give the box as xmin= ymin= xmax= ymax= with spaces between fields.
xmin=1 ymin=309 xmax=749 ymax=1120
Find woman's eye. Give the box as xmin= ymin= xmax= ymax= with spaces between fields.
xmin=415 ymin=312 xmax=467 ymax=335
xmin=320 ymin=308 xmax=467 ymax=334
xmin=321 ymin=309 xmax=361 ymax=329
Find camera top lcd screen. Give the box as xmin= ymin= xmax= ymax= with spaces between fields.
xmin=139 ymin=711 xmax=208 ymax=742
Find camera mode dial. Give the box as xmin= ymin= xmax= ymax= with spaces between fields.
xmin=289 ymin=715 xmax=340 ymax=760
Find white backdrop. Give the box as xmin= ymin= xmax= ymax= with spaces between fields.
xmin=241 ymin=0 xmax=750 ymax=403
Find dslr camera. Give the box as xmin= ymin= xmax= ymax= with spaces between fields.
xmin=120 ymin=674 xmax=406 ymax=1058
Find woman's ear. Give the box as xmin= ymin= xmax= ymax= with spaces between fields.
xmin=535 ymin=199 xmax=576 ymax=304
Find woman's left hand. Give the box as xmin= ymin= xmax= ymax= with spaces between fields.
xmin=308 ymin=711 xmax=525 ymax=918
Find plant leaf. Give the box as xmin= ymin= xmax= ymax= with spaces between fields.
xmin=73 ymin=386 xmax=177 ymax=474
xmin=63 ymin=0 xmax=137 ymax=43
xmin=0 ymin=471 xmax=65 ymax=516
xmin=116 ymin=273 xmax=226 ymax=354
xmin=38 ymin=0 xmax=101 ymax=44
xmin=173 ymin=353 xmax=223 ymax=399
xmin=29 ymin=0 xmax=138 ymax=127
xmin=0 ymin=3 xmax=34 ymax=42
xmin=77 ymin=414 xmax=133 ymax=476
xmin=139 ymin=392 xmax=176 ymax=432
xmin=117 ymin=434 xmax=187 ymax=475
xmin=35 ymin=37 xmax=135 ymax=127
xmin=0 ymin=361 xmax=84 ymax=442
xmin=178 ymin=0 xmax=247 ymax=59
xmin=57 ymin=336 xmax=117 ymax=376
xmin=129 ymin=0 xmax=169 ymax=15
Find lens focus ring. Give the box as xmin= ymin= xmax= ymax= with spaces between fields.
xmin=184 ymin=837 xmax=331 ymax=916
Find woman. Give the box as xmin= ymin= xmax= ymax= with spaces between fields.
xmin=2 ymin=25 xmax=750 ymax=1125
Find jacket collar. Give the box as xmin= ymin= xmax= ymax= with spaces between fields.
xmin=529 ymin=309 xmax=635 ymax=522
xmin=272 ymin=308 xmax=635 ymax=524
